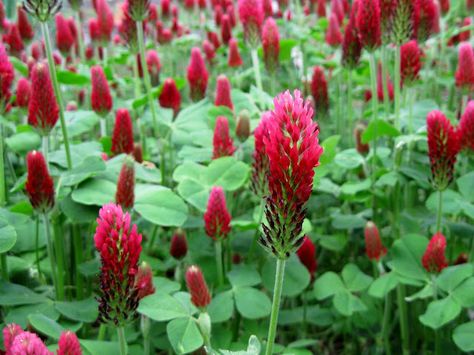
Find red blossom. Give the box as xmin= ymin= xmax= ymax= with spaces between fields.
xmin=316 ymin=0 xmax=326 ymax=17
xmin=133 ymin=143 xmax=143 ymax=163
xmin=204 ymin=186 xmax=231 ymax=239
xmin=57 ymin=331 xmax=82 ymax=355
xmin=455 ymin=43 xmax=474 ymax=93
xmin=364 ymin=221 xmax=387 ymax=261
xmin=459 ymin=100 xmax=474 ymax=151
xmin=422 ymin=233 xmax=448 ymax=273
xmin=212 ymin=116 xmax=236 ymax=159
xmin=15 ymin=77 xmax=31 ymax=108
xmin=325 ymin=13 xmax=342 ymax=47
xmin=91 ymin=65 xmax=113 ymax=117
xmin=356 ymin=0 xmax=381 ymax=51
xmin=6 ymin=24 xmax=24 ymax=55
xmin=146 ymin=50 xmax=161 ymax=86
xmin=439 ymin=0 xmax=449 ymax=14
xmin=412 ymin=0 xmax=439 ymax=41
xmin=135 ymin=262 xmax=155 ymax=300
xmin=3 ymin=323 xmax=24 ymax=354
xmin=170 ymin=229 xmax=188 ymax=260
xmin=251 ymin=112 xmax=271 ymax=196
xmin=25 ymin=151 xmax=55 ymax=212
xmin=95 ymin=0 xmax=114 ymax=43
xmin=214 ymin=74 xmax=233 ymax=110
xmin=111 ymin=109 xmax=135 ymax=156
xmin=228 ymin=38 xmax=243 ymax=67
xmin=118 ymin=2 xmax=140 ymax=53
xmin=9 ymin=331 xmax=51 ymax=355
xmin=263 ymin=0 xmax=273 ymax=17
xmin=94 ymin=203 xmax=142 ymax=325
xmin=31 ymin=41 xmax=44 ymax=60
xmin=115 ymin=158 xmax=135 ymax=210
xmin=341 ymin=0 xmax=362 ymax=69
xmin=330 ymin=0 xmax=344 ymax=23
xmin=262 ymin=18 xmax=280 ymax=72
xmin=185 ymin=265 xmax=211 ymax=308
xmin=55 ymin=14 xmax=75 ymax=55
xmin=220 ymin=14 xmax=232 ymax=44
xmin=238 ymin=0 xmax=264 ymax=45
xmin=203 ymin=40 xmax=216 ymax=63
xmin=400 ymin=40 xmax=422 ymax=86
xmin=376 ymin=63 xmax=394 ymax=102
xmin=159 ymin=78 xmax=181 ymax=115
xmin=17 ymin=7 xmax=34 ymax=41
xmin=296 ymin=236 xmax=317 ymax=278
xmin=0 ymin=43 xmax=14 ymax=110
xmin=208 ymin=31 xmax=221 ymax=49
xmin=161 ymin=0 xmax=171 ymax=17
xmin=354 ymin=122 xmax=369 ymax=155
xmin=187 ymin=47 xmax=209 ymax=101
xmin=311 ymin=66 xmax=329 ymax=115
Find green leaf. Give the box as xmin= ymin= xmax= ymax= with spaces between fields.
xmin=234 ymin=287 xmax=271 ymax=319
xmin=208 ymin=291 xmax=234 ymax=323
xmin=167 ymin=317 xmax=203 ymax=354
xmin=135 ymin=186 xmax=188 ymax=227
xmin=426 ymin=190 xmax=463 ymax=215
xmin=361 ymin=119 xmax=400 ymax=143
xmin=262 ymin=257 xmax=310 ymax=297
xmin=319 ymin=234 xmax=347 ymax=252
xmin=227 ymin=265 xmax=261 ymax=287
xmin=368 ymin=272 xmax=398 ymax=298
xmin=5 ymin=131 xmax=41 ymax=154
xmin=405 ymin=284 xmax=434 ymax=302
xmin=65 ymin=111 xmax=100 ymax=138
xmin=0 ymin=217 xmax=17 ymax=253
xmin=331 ymin=213 xmax=366 ymax=229
xmin=0 ymin=281 xmax=48 ymax=305
xmin=60 ymin=195 xmax=99 ymax=224
xmin=28 ymin=314 xmax=65 ymax=340
xmin=153 ymin=277 xmax=181 ymax=294
xmin=334 ymin=149 xmax=364 ymax=169
xmin=9 ymin=56 xmax=28 ymax=76
xmin=71 ymin=179 xmax=116 ymax=206
xmin=419 ymin=296 xmax=461 ymax=330
xmin=342 ymin=264 xmax=373 ymax=292
xmin=279 ymin=39 xmax=298 ymax=61
xmin=333 ymin=291 xmax=367 ymax=316
xmin=457 ymin=172 xmax=474 ymax=203
xmin=453 ymin=321 xmax=474 ymax=352
xmin=55 ymin=298 xmax=99 ymax=323
xmin=436 ymin=264 xmax=473 ymax=293
xmin=176 ymin=179 xmax=209 ymax=212
xmin=80 ymin=340 xmax=119 ymax=355
xmin=340 ymin=179 xmax=371 ymax=196
xmin=452 ymin=277 xmax=474 ymax=307
xmin=390 ymin=234 xmax=429 ymax=284
xmin=319 ymin=135 xmax=341 ymax=167
xmin=57 ymin=70 xmax=90 ymax=85
xmin=5 ymin=302 xmax=59 ymax=328
xmin=313 ymin=272 xmax=345 ymax=300
xmin=62 ymin=155 xmax=106 ymax=186
xmin=137 ymin=293 xmax=190 ymax=321
xmin=204 ymin=157 xmax=250 ymax=191
xmin=173 ymin=161 xmax=206 ymax=183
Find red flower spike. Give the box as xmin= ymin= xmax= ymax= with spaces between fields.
xmin=159 ymin=78 xmax=181 ymax=115
xmin=31 ymin=41 xmax=44 ymax=60
xmin=95 ymin=0 xmax=114 ymax=43
xmin=9 ymin=331 xmax=51 ymax=355
xmin=15 ymin=77 xmax=31 ymax=108
xmin=148 ymin=3 xmax=158 ymax=21
xmin=57 ymin=331 xmax=82 ymax=355
xmin=311 ymin=66 xmax=330 ymax=116
xmin=0 ymin=1 xmax=5 ymax=29
xmin=459 ymin=101 xmax=474 ymax=151
xmin=220 ymin=14 xmax=232 ymax=44
xmin=330 ymin=0 xmax=344 ymax=23
xmin=214 ymin=74 xmax=233 ymax=110
xmin=119 ymin=3 xmax=140 ymax=53
xmin=212 ymin=116 xmax=236 ymax=159
xmin=356 ymin=0 xmax=381 ymax=51
xmin=185 ymin=265 xmax=211 ymax=308
xmin=296 ymin=236 xmax=317 ymax=278
xmin=203 ymin=40 xmax=216 ymax=63
xmin=91 ymin=65 xmax=113 ymax=117
xmin=459 ymin=17 xmax=471 ymax=42
xmin=17 ymin=7 xmax=34 ymax=41
xmin=422 ymin=233 xmax=448 ymax=273
xmin=226 ymin=4 xmax=236 ymax=27
xmin=341 ymin=0 xmax=362 ymax=69
xmin=325 ymin=13 xmax=342 ymax=47
xmin=238 ymin=0 xmax=264 ymax=46
xmin=262 ymin=18 xmax=280 ymax=73
xmin=412 ymin=0 xmax=439 ymax=41
xmin=261 ymin=90 xmax=323 ymax=258
xmin=111 ymin=109 xmax=135 ymax=156
xmin=236 ymin=110 xmax=251 ymax=142
xmin=3 ymin=323 xmax=24 ymax=354
xmin=228 ymin=38 xmax=243 ymax=67
xmin=28 ymin=62 xmax=59 ymax=135
xmin=25 ymin=151 xmax=55 ymax=213
xmin=146 ymin=50 xmax=161 ymax=86
xmin=55 ymin=14 xmax=75 ymax=55
xmin=135 ymin=262 xmax=155 ymax=300
xmin=204 ymin=186 xmax=231 ymax=239
xmin=316 ymin=0 xmax=326 ymax=17
xmin=439 ymin=0 xmax=449 ymax=14
xmin=161 ymin=0 xmax=171 ymax=17
xmin=89 ymin=18 xmax=101 ymax=43
xmin=364 ymin=221 xmax=387 ymax=261
xmin=0 ymin=43 xmax=14 ymax=110
xmin=455 ymin=43 xmax=474 ymax=93
xmin=251 ymin=112 xmax=271 ymax=196
xmin=115 ymin=158 xmax=135 ymax=210
xmin=426 ymin=110 xmax=460 ymax=190
xmin=214 ymin=5 xmax=223 ymax=26
xmin=6 ymin=24 xmax=25 ymax=55
xmin=400 ymin=40 xmax=422 ymax=86
xmin=170 ymin=229 xmax=188 ymax=260
xmin=187 ymin=47 xmax=209 ymax=101
xmin=263 ymin=0 xmax=273 ymax=17
xmin=207 ymin=31 xmax=221 ymax=49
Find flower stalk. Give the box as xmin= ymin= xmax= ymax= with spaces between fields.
xmin=117 ymin=327 xmax=128 ymax=355
xmin=394 ymin=45 xmax=402 ymax=130
xmin=251 ymin=48 xmax=263 ymax=94
xmin=265 ymin=258 xmax=286 ymax=355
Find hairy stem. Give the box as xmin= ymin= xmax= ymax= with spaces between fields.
xmin=265 ymin=258 xmax=286 ymax=355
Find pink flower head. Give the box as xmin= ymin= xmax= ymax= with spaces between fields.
xmin=214 ymin=75 xmax=233 ymax=110
xmin=262 ymin=18 xmax=280 ymax=72
xmin=170 ymin=229 xmax=188 ymax=260
xmin=28 ymin=62 xmax=59 ymax=135
xmin=341 ymin=0 xmax=362 ymax=69
xmin=316 ymin=0 xmax=326 ymax=17
xmin=208 ymin=31 xmax=221 ymax=49
xmin=91 ymin=65 xmax=113 ymax=117
xmin=426 ymin=110 xmax=460 ymax=190
xmin=94 ymin=203 xmax=142 ymax=325
xmin=364 ymin=221 xmax=387 ymax=261
xmin=220 ymin=14 xmax=232 ymax=44
xmin=31 ymin=41 xmax=44 ymax=60
xmin=228 ymin=38 xmax=243 ymax=67
xmin=439 ymin=0 xmax=449 ymax=14
xmin=17 ymin=7 xmax=34 ymax=42
xmin=118 ymin=2 xmax=140 ymax=53
xmin=325 ymin=13 xmax=342 ymax=46
xmin=412 ymin=0 xmax=439 ymax=41
xmin=459 ymin=101 xmax=474 ymax=152
xmin=311 ymin=66 xmax=329 ymax=116
xmin=203 ymin=40 xmax=216 ymax=63
xmin=135 ymin=262 xmax=155 ymax=300
xmin=458 ymin=17 xmax=471 ymax=42
xmin=111 ymin=109 xmax=134 ymax=156
xmin=204 ymin=186 xmax=231 ymax=239
xmin=261 ymin=90 xmax=323 ymax=258
xmin=400 ymin=40 xmax=422 ymax=86
xmin=356 ymin=0 xmax=381 ymax=51
xmin=187 ymin=47 xmax=209 ymax=101
xmin=455 ymin=43 xmax=474 ymax=93
xmin=15 ymin=77 xmax=31 ymax=109
xmin=422 ymin=233 xmax=448 ymax=273
xmin=25 ymin=150 xmax=55 ymax=212
xmin=251 ymin=112 xmax=271 ymax=197
xmin=212 ymin=116 xmax=236 ymax=159
xmin=55 ymin=14 xmax=75 ymax=55
xmin=185 ymin=265 xmax=211 ymax=308
xmin=146 ymin=50 xmax=161 ymax=86
xmin=88 ymin=18 xmax=101 ymax=43
xmin=3 ymin=323 xmax=24 ymax=354
xmin=238 ymin=0 xmax=264 ymax=46
xmin=9 ymin=331 xmax=51 ymax=355
xmin=296 ymin=236 xmax=317 ymax=278
xmin=0 ymin=43 xmax=14 ymax=111
xmin=159 ymin=78 xmax=181 ymax=115
xmin=95 ymin=0 xmax=114 ymax=43
xmin=161 ymin=0 xmax=171 ymax=17
xmin=115 ymin=157 xmax=135 ymax=210
xmin=57 ymin=331 xmax=82 ymax=355
xmin=5 ymin=24 xmax=24 ymax=55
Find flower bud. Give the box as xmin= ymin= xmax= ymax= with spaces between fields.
xmin=214 ymin=74 xmax=233 ymax=110
xmin=25 ymin=150 xmax=55 ymax=213
xmin=212 ymin=116 xmax=236 ymax=159
xmin=422 ymin=233 xmax=448 ymax=273
xmin=236 ymin=110 xmax=250 ymax=142
xmin=185 ymin=265 xmax=211 ymax=308
xmin=111 ymin=108 xmax=135 ymax=156
xmin=135 ymin=262 xmax=155 ymax=300
xmin=115 ymin=157 xmax=135 ymax=210
xmin=170 ymin=229 xmax=188 ymax=260
xmin=91 ymin=65 xmax=113 ymax=117
xmin=57 ymin=331 xmax=82 ymax=355
xmin=204 ymin=186 xmax=231 ymax=240
xmin=364 ymin=221 xmax=387 ymax=261
xmin=159 ymin=78 xmax=181 ymax=115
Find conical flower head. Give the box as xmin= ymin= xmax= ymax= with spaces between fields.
xmin=115 ymin=157 xmax=135 ymax=210
xmin=330 ymin=0 xmax=344 ymax=23
xmin=228 ymin=38 xmax=243 ymax=67
xmin=221 ymin=14 xmax=232 ymax=44
xmin=118 ymin=2 xmax=140 ymax=53
xmin=251 ymin=112 xmax=271 ymax=197
xmin=296 ymin=236 xmax=317 ymax=278
xmin=460 ymin=101 xmax=474 ymax=151
xmin=380 ymin=0 xmax=397 ymax=41
xmin=185 ymin=265 xmax=211 ymax=308
xmin=135 ymin=262 xmax=155 ymax=300
xmin=439 ymin=0 xmax=449 ymax=14
xmin=55 ymin=13 xmax=75 ymax=55
xmin=426 ymin=110 xmax=460 ymax=191
xmin=263 ymin=0 xmax=273 ymax=17
xmin=170 ymin=229 xmax=188 ymax=260
xmin=25 ymin=150 xmax=55 ymax=212
xmin=15 ymin=77 xmax=31 ymax=109
xmin=57 ymin=331 xmax=82 ymax=355
xmin=311 ymin=66 xmax=329 ymax=116
xmin=91 ymin=65 xmax=113 ymax=117
xmin=17 ymin=7 xmax=34 ymax=41
xmin=9 ymin=331 xmax=51 ymax=355
xmin=203 ymin=40 xmax=216 ymax=64
xmin=400 ymin=40 xmax=422 ymax=86
xmin=204 ymin=186 xmax=231 ymax=240
xmin=146 ymin=50 xmax=161 ymax=86
xmin=356 ymin=0 xmax=381 ymax=51
xmin=341 ymin=2 xmax=362 ymax=69
xmin=95 ymin=0 xmax=114 ymax=43
xmin=455 ymin=43 xmax=474 ymax=93
xmin=364 ymin=221 xmax=387 ymax=261
xmin=6 ymin=24 xmax=25 ymax=55
xmin=354 ymin=122 xmax=369 ymax=155
xmin=214 ymin=74 xmax=233 ymax=110
xmin=422 ymin=233 xmax=448 ymax=273
xmin=262 ymin=17 xmax=280 ymax=72
xmin=212 ymin=116 xmax=236 ymax=159
xmin=261 ymin=90 xmax=323 ymax=258
xmin=28 ymin=62 xmax=59 ymax=135
xmin=238 ymin=0 xmax=264 ymax=46
xmin=412 ymin=0 xmax=439 ymax=42
xmin=316 ymin=0 xmax=326 ymax=17
xmin=187 ymin=47 xmax=209 ymax=102
xmin=94 ymin=203 xmax=142 ymax=325
xmin=159 ymin=78 xmax=181 ymax=115
xmin=325 ymin=13 xmax=342 ymax=47
xmin=3 ymin=323 xmax=24 ymax=354
xmin=111 ymin=109 xmax=134 ymax=156
xmin=0 ymin=43 xmax=14 ymax=111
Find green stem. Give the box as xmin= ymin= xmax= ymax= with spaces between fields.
xmin=0 ymin=120 xmax=5 ymax=206
xmin=41 ymin=22 xmax=72 ymax=170
xmin=74 ymin=12 xmax=86 ymax=62
xmin=396 ymin=285 xmax=410 ymax=355
xmin=43 ymin=214 xmax=59 ymax=299
xmin=141 ymin=315 xmax=151 ymax=355
xmin=250 ymin=48 xmax=263 ymax=95
xmin=54 ymin=221 xmax=66 ymax=301
xmin=117 ymin=327 xmax=128 ymax=355
xmin=97 ymin=324 xmax=107 ymax=341
xmin=42 ymin=136 xmax=49 ymax=166
xmin=35 ymin=217 xmax=43 ymax=282
xmin=381 ymin=47 xmax=391 ymax=117
xmin=433 ymin=276 xmax=441 ymax=355
xmin=394 ymin=45 xmax=401 ymax=130
xmin=461 ymin=95 xmax=469 ymax=115
xmin=147 ymin=225 xmax=158 ymax=252
xmin=72 ymin=225 xmax=84 ymax=299
xmin=215 ymin=240 xmax=224 ymax=287
xmin=369 ymin=53 xmax=379 ymax=221
xmin=265 ymin=258 xmax=286 ymax=355
xmin=382 ymin=292 xmax=392 ymax=355
xmin=436 ymin=190 xmax=443 ymax=233
xmin=347 ymin=70 xmax=353 ymax=145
